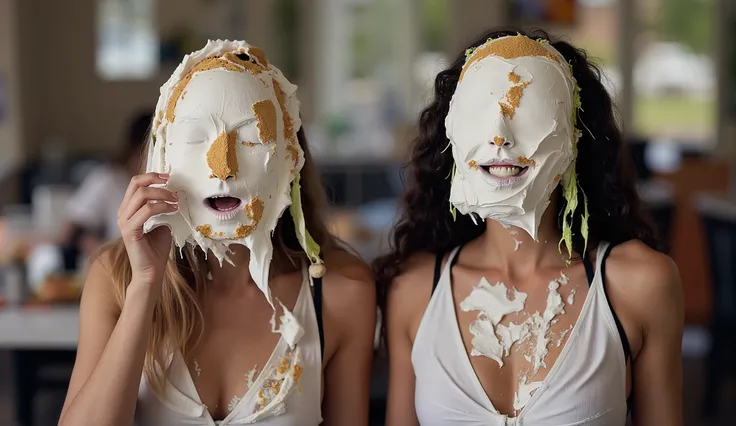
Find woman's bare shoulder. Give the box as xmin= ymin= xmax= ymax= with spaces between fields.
xmin=322 ymin=248 xmax=374 ymax=293
xmin=383 ymin=251 xmax=440 ymax=337
xmin=605 ymin=240 xmax=680 ymax=297
xmin=605 ymin=240 xmax=683 ymax=336
xmin=389 ymin=252 xmax=438 ymax=298
xmin=320 ymin=249 xmax=375 ymax=323
xmin=320 ymin=249 xmax=377 ymax=354
xmin=82 ymin=243 xmax=123 ymax=316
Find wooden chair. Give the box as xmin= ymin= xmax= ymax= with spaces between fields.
xmin=695 ymin=193 xmax=736 ymax=416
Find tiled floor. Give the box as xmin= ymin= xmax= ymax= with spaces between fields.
xmin=0 ymin=350 xmax=733 ymax=426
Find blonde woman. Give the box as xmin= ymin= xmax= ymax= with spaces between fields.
xmin=59 ymin=41 xmax=376 ymax=426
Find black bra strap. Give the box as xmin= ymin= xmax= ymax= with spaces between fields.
xmin=313 ymin=276 xmax=324 ymax=359
xmin=600 ymin=244 xmax=632 ymax=362
xmin=583 ymin=253 xmax=595 ymax=287
xmin=431 ymin=251 xmax=444 ymax=295
xmin=432 ymin=247 xmax=465 ymax=296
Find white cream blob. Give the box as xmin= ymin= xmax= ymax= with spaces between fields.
xmin=447 ymin=36 xmax=578 ymax=240
xmin=459 ymin=272 xmax=576 ymax=413
xmin=513 ymin=378 xmax=544 ymax=413
xmin=144 ymin=40 xmax=305 ymax=347
xmin=459 ymin=278 xmax=527 ymax=367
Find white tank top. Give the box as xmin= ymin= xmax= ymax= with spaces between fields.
xmin=412 ymin=242 xmax=628 ymax=426
xmin=136 ymin=266 xmax=323 ymax=425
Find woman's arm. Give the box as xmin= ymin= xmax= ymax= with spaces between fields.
xmin=320 ymin=251 xmax=376 ymax=426
xmin=384 ymin=273 xmax=420 ymax=426
xmin=59 ymin=172 xmax=176 ymax=426
xmin=58 ymin=256 xmax=157 ymax=426
xmin=630 ymin=253 xmax=684 ymax=426
xmin=607 ymin=241 xmax=684 ymax=426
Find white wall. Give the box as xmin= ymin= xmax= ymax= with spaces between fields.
xmin=448 ymin=0 xmax=507 ymax=56
xmin=12 ymin=0 xmax=279 ymax=160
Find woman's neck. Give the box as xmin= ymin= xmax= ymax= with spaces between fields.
xmin=203 ymin=245 xmax=299 ymax=293
xmin=205 ymin=246 xmax=254 ymax=293
xmin=471 ymin=205 xmax=568 ymax=275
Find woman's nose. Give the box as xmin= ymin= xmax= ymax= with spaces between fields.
xmin=490 ymin=115 xmax=514 ymax=148
xmin=492 ymin=135 xmax=514 ymax=148
xmin=207 ymin=130 xmax=239 ymax=180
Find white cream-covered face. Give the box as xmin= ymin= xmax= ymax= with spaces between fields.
xmin=144 ymin=41 xmax=304 ymax=331
xmin=447 ymin=35 xmax=578 ymax=240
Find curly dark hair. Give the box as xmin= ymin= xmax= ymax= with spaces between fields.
xmin=373 ymin=29 xmax=659 ymax=316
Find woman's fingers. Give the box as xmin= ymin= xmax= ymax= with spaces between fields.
xmin=122 ymin=201 xmax=178 ymax=242
xmin=118 ymin=173 xmax=169 ymax=218
xmin=119 ymin=187 xmax=178 ymax=221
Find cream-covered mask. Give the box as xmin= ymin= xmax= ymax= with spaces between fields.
xmin=145 ymin=40 xmax=323 ymax=346
xmin=447 ymin=35 xmax=579 ymax=241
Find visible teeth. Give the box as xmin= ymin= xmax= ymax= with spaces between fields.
xmin=487 ymin=166 xmax=521 ymax=177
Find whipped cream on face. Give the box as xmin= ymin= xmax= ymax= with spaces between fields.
xmin=144 ymin=40 xmax=305 ymax=346
xmin=447 ymin=35 xmax=578 ymax=240
xmin=459 ymin=272 xmax=575 ymax=413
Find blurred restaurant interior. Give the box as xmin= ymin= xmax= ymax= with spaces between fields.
xmin=1 ymin=0 xmax=736 ymax=424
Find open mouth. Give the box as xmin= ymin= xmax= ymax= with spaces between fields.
xmin=205 ymin=196 xmax=242 ymax=220
xmin=480 ymin=164 xmax=529 ymax=179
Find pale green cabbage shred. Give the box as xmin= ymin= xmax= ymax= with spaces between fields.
xmin=290 ymin=173 xmax=322 ymax=265
xmin=559 ymin=71 xmax=588 ymax=259
xmin=449 ymin=163 xmax=457 ymax=221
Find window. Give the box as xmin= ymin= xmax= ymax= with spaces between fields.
xmin=96 ymin=0 xmax=158 ymax=80
xmin=633 ymin=0 xmax=716 ymax=144
xmin=564 ymin=0 xmax=621 ymax=97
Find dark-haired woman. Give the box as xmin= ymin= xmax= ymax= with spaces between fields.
xmin=375 ymin=31 xmax=683 ymax=426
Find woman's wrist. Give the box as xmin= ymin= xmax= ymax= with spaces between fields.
xmin=124 ymin=278 xmax=161 ymax=312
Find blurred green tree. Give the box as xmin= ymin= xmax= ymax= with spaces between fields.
xmin=660 ymin=0 xmax=714 ymax=53
xmin=420 ymin=0 xmax=448 ymax=52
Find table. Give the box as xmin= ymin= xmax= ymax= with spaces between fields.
xmin=0 ymin=306 xmax=79 ymax=426
xmin=0 ymin=305 xmax=79 ymax=349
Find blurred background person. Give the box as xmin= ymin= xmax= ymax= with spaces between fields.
xmin=59 ymin=110 xmax=152 ymax=271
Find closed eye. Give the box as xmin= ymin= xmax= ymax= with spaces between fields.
xmin=235 ymin=117 xmax=257 ymax=128
xmin=185 ymin=140 xmax=206 ymax=145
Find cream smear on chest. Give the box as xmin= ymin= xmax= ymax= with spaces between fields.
xmin=459 ymin=271 xmax=576 ymax=413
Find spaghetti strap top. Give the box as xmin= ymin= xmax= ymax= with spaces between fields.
xmin=413 ymin=243 xmax=628 ymax=425
xmin=136 ymin=265 xmax=323 ymax=425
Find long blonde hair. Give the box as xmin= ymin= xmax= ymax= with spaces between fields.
xmin=99 ymin=128 xmax=335 ymax=395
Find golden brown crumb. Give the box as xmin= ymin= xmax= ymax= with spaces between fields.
xmin=272 ymin=80 xmax=293 ymax=142
xmin=273 ymin=80 xmax=300 ymax=166
xmin=232 ymin=197 xmax=265 ymax=239
xmin=292 ymin=364 xmax=303 ymax=381
xmin=206 ymin=130 xmax=239 ymax=180
xmin=461 ymin=35 xmax=561 ymax=81
xmin=516 ymin=156 xmax=537 ymax=168
xmin=253 ymin=100 xmax=278 ymax=143
xmin=248 ymin=46 xmax=269 ymax=67
xmin=493 ymin=136 xmax=506 ymax=146
xmin=166 ymin=57 xmax=245 ymax=123
xmin=468 ymin=160 xmax=479 ymax=170
xmin=196 ymin=225 xmax=212 ymax=238
xmin=500 ymin=81 xmax=531 ymax=119
xmin=223 ymin=52 xmax=264 ymax=75
xmin=508 ymin=72 xmax=521 ymax=84
xmin=285 ymin=145 xmax=300 ymax=167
